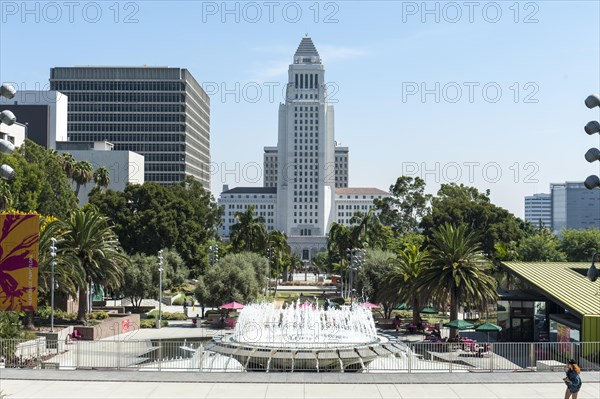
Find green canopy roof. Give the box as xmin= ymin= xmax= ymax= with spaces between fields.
xmin=443 ymin=320 xmax=474 ymax=330
xmin=501 ymin=262 xmax=600 ymax=318
xmin=476 ymin=322 xmax=502 ymax=332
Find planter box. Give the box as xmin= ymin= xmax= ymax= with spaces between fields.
xmin=74 ymin=313 xmax=141 ymax=340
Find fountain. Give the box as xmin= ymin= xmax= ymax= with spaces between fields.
xmin=204 ymin=300 xmax=408 ymax=371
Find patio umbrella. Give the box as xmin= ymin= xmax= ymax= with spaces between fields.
xmin=360 ymin=302 xmax=380 ymax=309
xmin=443 ymin=319 xmax=475 ymax=330
xmin=218 ymin=301 xmax=245 ymax=310
xmin=475 ymin=322 xmax=502 ymax=341
xmin=420 ymin=306 xmax=438 ymax=314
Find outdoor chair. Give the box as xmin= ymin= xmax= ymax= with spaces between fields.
xmin=67 ymin=329 xmax=82 ymax=343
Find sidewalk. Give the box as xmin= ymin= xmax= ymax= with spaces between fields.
xmin=1 ymin=370 xmax=599 ymax=398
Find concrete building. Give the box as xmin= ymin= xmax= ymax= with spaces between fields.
xmin=218 ymin=186 xmax=277 ymax=238
xmin=334 ymin=146 xmax=349 ymax=188
xmin=57 ymin=141 xmax=144 ymax=205
xmin=334 ymin=188 xmax=388 ymax=225
xmin=0 ymin=121 xmax=26 ymax=148
xmin=551 ymin=182 xmax=600 ymax=233
xmin=524 ymin=193 xmax=552 ymax=229
xmin=0 ymin=90 xmax=68 ymax=148
xmin=219 ymin=37 xmax=388 ymax=259
xmin=49 ymin=67 xmax=211 ymax=188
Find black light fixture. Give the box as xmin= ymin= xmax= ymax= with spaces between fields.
xmin=588 ymin=252 xmax=600 ymax=282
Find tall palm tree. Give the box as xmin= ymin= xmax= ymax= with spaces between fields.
xmin=51 ymin=207 xmax=129 ymax=323
xmin=93 ymin=167 xmax=110 ymax=191
xmin=57 ymin=152 xmax=75 ymax=179
xmin=381 ymin=244 xmax=429 ymax=324
xmin=72 ymin=160 xmax=93 ymax=197
xmin=230 ymin=205 xmax=267 ymax=252
xmin=327 ymin=222 xmax=354 ymax=263
xmin=417 ymin=223 xmax=497 ymax=336
xmin=350 ymin=209 xmax=383 ymax=248
xmin=267 ymin=230 xmax=290 ymax=289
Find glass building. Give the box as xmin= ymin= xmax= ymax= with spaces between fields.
xmin=49 ymin=67 xmax=211 ymax=188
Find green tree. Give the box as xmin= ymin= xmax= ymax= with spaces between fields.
xmin=1 ymin=140 xmax=77 ymax=218
xmin=350 ymin=209 xmax=388 ymax=249
xmin=0 ymin=180 xmax=12 ymax=211
xmin=122 ymin=253 xmax=156 ymax=312
xmin=518 ymin=231 xmax=566 ymax=262
xmin=230 ymin=205 xmax=267 ymax=252
xmin=89 ymin=178 xmax=221 ymax=276
xmin=327 ymin=222 xmax=354 ymax=265
xmin=381 ymin=244 xmax=429 ymax=323
xmin=267 ymin=230 xmax=290 ymax=287
xmin=57 ymin=152 xmax=75 ymax=179
xmin=559 ymin=229 xmax=600 ymax=262
xmin=72 ymin=160 xmax=93 ymax=197
xmin=51 ymin=207 xmax=129 ymax=323
xmin=194 ymin=252 xmax=267 ymax=306
xmin=355 ymin=249 xmax=398 ymax=318
xmin=93 ymin=167 xmax=110 ymax=190
xmin=374 ymin=176 xmax=431 ymax=234
xmin=418 ymin=223 xmax=498 ymax=336
xmin=420 ymin=183 xmax=529 ymax=257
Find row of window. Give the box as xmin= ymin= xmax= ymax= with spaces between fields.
xmin=294 ymin=119 xmax=318 ymax=125
xmin=294 ymin=126 xmax=316 ymax=131
xmin=294 ymin=204 xmax=318 ymax=209
xmin=338 ymin=205 xmax=374 ymax=210
xmin=69 ymin=114 xmax=185 ymax=122
xmin=53 ymin=81 xmax=183 ymax=91
xmin=299 ymin=229 xmax=313 ymax=236
xmin=294 ymin=74 xmax=319 ymax=89
xmin=70 ymin=104 xmax=184 ymax=113
xmin=295 ymin=106 xmax=318 ymax=111
xmin=294 ymin=219 xmax=316 ymax=224
xmin=294 ymin=212 xmax=318 ymax=217
xmin=69 ymin=124 xmax=184 ymax=133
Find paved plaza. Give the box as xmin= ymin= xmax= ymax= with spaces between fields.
xmin=1 ymin=370 xmax=599 ymax=398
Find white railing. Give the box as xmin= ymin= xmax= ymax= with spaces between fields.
xmin=1 ymin=339 xmax=599 ymax=373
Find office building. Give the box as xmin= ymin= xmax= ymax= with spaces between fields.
xmin=49 ymin=67 xmax=211 ymax=188
xmin=219 ymin=37 xmax=388 ymax=259
xmin=0 ymin=90 xmax=68 ymax=149
xmin=524 ymin=193 xmax=552 ymax=229
xmin=550 ymin=182 xmax=600 ymax=233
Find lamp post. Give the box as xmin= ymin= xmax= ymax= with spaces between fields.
xmin=50 ymin=237 xmax=57 ymax=332
xmin=587 ymin=252 xmax=600 ymax=282
xmin=157 ymin=250 xmax=164 ymax=329
xmin=583 ymin=94 xmax=600 ymax=189
xmin=209 ymin=245 xmax=219 ymax=266
xmin=266 ymin=247 xmax=274 ymax=297
xmin=1 ymin=83 xmax=17 ymax=181
xmin=346 ymin=248 xmax=366 ymax=301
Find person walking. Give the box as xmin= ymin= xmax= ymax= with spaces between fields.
xmin=563 ymin=359 xmax=582 ymax=399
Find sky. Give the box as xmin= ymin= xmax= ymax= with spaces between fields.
xmin=1 ymin=0 xmax=599 ymax=218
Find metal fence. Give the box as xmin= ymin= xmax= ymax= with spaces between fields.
xmin=1 ymin=339 xmax=599 ymax=373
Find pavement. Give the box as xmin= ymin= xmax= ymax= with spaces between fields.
xmin=1 ymin=370 xmax=599 ymax=398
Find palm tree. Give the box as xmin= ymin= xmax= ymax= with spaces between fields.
xmin=51 ymin=207 xmax=129 ymax=323
xmin=57 ymin=152 xmax=75 ymax=179
xmin=417 ymin=223 xmax=497 ymax=336
xmin=71 ymin=160 xmax=93 ymax=197
xmin=350 ymin=209 xmax=383 ymax=248
xmin=327 ymin=222 xmax=354 ymax=263
xmin=93 ymin=167 xmax=110 ymax=190
xmin=381 ymin=244 xmax=429 ymax=324
xmin=267 ymin=230 xmax=290 ymax=289
xmin=230 ymin=205 xmax=267 ymax=252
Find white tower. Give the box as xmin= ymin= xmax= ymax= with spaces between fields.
xmin=276 ymin=36 xmax=336 ymax=256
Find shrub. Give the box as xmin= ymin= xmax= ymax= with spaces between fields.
xmin=140 ymin=319 xmax=168 ymax=328
xmin=171 ymin=296 xmax=185 ymax=306
xmin=88 ymin=311 xmax=109 ymax=320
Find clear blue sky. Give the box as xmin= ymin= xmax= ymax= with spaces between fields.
xmin=1 ymin=0 xmax=599 ymax=218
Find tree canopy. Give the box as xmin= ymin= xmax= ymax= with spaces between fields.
xmin=420 ymin=183 xmax=529 ymax=256
xmin=89 ymin=177 xmax=222 ymax=276
xmin=0 ymin=139 xmax=77 ymax=218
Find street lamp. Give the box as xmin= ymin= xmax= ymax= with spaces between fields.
xmin=50 ymin=237 xmax=57 ymax=332
xmin=1 ymin=82 xmax=17 ymax=181
xmin=345 ymin=248 xmax=366 ymax=301
xmin=157 ymin=250 xmax=164 ymax=329
xmin=266 ymin=247 xmax=274 ymax=297
xmin=587 ymin=252 xmax=600 ymax=283
xmin=583 ymin=94 xmax=600 ymax=190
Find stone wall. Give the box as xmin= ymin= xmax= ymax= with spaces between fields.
xmin=74 ymin=313 xmax=140 ymax=340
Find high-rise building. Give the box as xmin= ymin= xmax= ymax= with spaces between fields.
xmin=276 ymin=36 xmax=336 ymax=248
xmin=219 ymin=37 xmax=388 ymax=259
xmin=524 ymin=193 xmax=551 ymax=228
xmin=49 ymin=67 xmax=211 ymax=188
xmin=550 ymin=182 xmax=600 ymax=233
